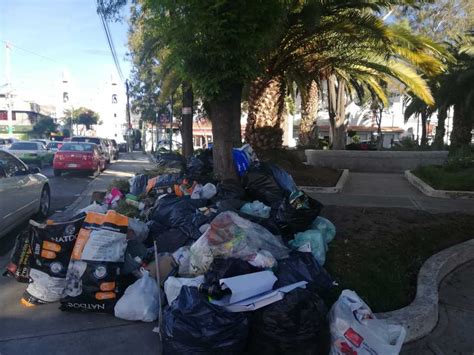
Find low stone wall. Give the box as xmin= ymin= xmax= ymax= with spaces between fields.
xmin=305 ymin=150 xmax=449 ymax=173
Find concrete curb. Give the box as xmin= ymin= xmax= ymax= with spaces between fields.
xmin=375 ymin=238 xmax=474 ymax=343
xmin=405 ymin=170 xmax=474 ymax=199
xmin=298 ymin=169 xmax=349 ymax=194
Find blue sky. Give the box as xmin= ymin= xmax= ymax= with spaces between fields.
xmin=0 ymin=0 xmax=131 ymax=106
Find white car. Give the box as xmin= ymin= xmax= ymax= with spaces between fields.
xmin=0 ymin=150 xmax=50 ymax=238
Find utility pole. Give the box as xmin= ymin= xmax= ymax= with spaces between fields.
xmin=125 ymin=79 xmax=132 ymax=152
xmin=5 ymin=42 xmax=13 ymax=136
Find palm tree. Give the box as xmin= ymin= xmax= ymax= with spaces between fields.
xmin=245 ymin=1 xmax=447 ymax=151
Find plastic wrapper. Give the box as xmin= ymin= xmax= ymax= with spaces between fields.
xmin=240 ymin=200 xmax=271 ymax=219
xmin=61 ymin=211 xmax=129 ymax=313
xmin=21 ymin=215 xmax=86 ymax=305
xmin=189 ymin=211 xmax=289 ymax=275
xmin=163 ymin=286 xmax=249 ymax=354
xmin=173 ymin=246 xmax=192 ymax=276
xmin=232 ymin=147 xmax=250 ymax=177
xmin=128 ymin=218 xmax=149 ymax=243
xmin=104 ymin=188 xmax=123 ymax=208
xmin=114 ymin=271 xmax=160 ymax=322
xmin=329 ymin=290 xmax=406 ymax=355
xmin=249 ymin=288 xmax=328 ymax=354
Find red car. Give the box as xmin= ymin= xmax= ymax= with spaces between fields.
xmin=53 ymin=142 xmax=106 ymax=176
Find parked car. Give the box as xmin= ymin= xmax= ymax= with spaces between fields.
xmin=70 ymin=136 xmax=111 ymax=163
xmin=9 ymin=141 xmax=54 ymax=168
xmin=0 ymin=137 xmax=19 ymax=150
xmin=110 ymin=139 xmax=120 ymax=159
xmin=0 ymin=150 xmax=50 ymax=238
xmin=46 ymin=141 xmax=63 ymax=152
xmin=53 ymin=142 xmax=106 ymax=176
xmin=30 ymin=139 xmax=51 ymax=147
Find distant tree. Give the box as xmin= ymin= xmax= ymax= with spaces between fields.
xmin=74 ymin=108 xmax=100 ymax=130
xmin=32 ymin=117 xmax=58 ymax=138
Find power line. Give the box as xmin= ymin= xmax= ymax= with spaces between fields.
xmin=1 ymin=40 xmax=61 ymax=64
xmin=98 ymin=11 xmax=124 ymax=82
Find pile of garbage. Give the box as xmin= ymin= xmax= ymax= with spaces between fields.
xmin=4 ymin=144 xmax=406 ymax=354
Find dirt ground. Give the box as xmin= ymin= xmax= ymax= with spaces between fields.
xmin=319 ymin=206 xmax=474 ymax=312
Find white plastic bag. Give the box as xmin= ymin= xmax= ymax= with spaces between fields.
xmin=164 ymin=275 xmax=204 ymax=305
xmin=329 ymin=290 xmax=406 ymax=355
xmin=191 ymin=183 xmax=217 ymax=200
xmin=114 ymin=271 xmax=160 ymax=322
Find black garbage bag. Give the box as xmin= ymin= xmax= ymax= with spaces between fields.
xmin=186 ymin=149 xmax=214 ymax=182
xmin=163 ymin=286 xmax=249 ymax=354
xmin=151 ymin=173 xmax=183 ymax=195
xmin=274 ymin=252 xmax=335 ymax=295
xmin=151 ymin=196 xmax=208 ymax=228
xmin=149 ymin=226 xmax=189 ymax=253
xmin=204 ymin=258 xmax=262 ymax=285
xmin=248 ymin=288 xmax=328 ymax=355
xmin=213 ymin=180 xmax=246 ymax=202
xmin=3 ymin=229 xmax=32 ymax=283
xmin=273 ymin=194 xmax=323 ymax=238
xmin=243 ymin=164 xmax=286 ymax=207
xmin=156 ymin=151 xmax=186 ymax=172
xmin=129 ymin=174 xmax=148 ymax=196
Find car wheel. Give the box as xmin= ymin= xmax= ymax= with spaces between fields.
xmin=53 ymin=169 xmax=62 ymax=177
xmin=37 ymin=185 xmax=50 ymax=219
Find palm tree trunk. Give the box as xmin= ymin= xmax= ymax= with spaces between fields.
xmin=181 ymin=81 xmax=194 ymax=159
xmin=433 ymin=105 xmax=447 ymax=149
xmin=450 ymin=102 xmax=472 ymax=151
xmin=245 ymin=75 xmax=285 ymax=150
xmin=327 ymin=75 xmax=347 ymax=150
xmin=298 ymin=80 xmax=319 ymax=147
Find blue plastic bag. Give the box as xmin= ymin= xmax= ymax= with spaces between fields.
xmin=233 ymin=148 xmax=250 ymax=177
xmin=311 ymin=217 xmax=336 ymax=244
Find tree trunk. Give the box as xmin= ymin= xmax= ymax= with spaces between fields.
xmin=450 ymin=102 xmax=473 ymax=151
xmin=231 ymin=84 xmax=243 ymax=147
xmin=433 ymin=105 xmax=447 ymax=149
xmin=208 ymin=84 xmax=241 ymax=181
xmin=181 ymin=81 xmax=194 ymax=159
xmin=327 ymin=75 xmax=347 ymax=150
xmin=377 ymin=108 xmax=383 ymax=150
xmin=298 ymin=80 xmax=319 ymax=147
xmin=245 ymin=75 xmax=285 ymax=149
xmin=420 ymin=112 xmax=428 ymax=147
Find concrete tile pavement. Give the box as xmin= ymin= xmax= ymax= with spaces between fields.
xmin=309 ymin=172 xmax=474 ymax=214
xmin=0 ymin=151 xmax=161 ymax=355
xmin=401 ymin=261 xmax=474 ymax=354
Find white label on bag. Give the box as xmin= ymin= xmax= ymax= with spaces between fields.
xmin=81 ymin=230 xmax=127 ymax=262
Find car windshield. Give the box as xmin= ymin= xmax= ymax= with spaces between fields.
xmin=71 ymin=137 xmax=101 ymax=145
xmin=10 ymin=142 xmax=38 ymax=150
xmin=48 ymin=142 xmax=62 ymax=148
xmin=60 ymin=143 xmax=95 ymax=152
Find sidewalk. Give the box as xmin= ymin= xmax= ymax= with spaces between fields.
xmin=0 ymin=151 xmax=161 ymax=355
xmin=308 ymin=172 xmax=474 ymax=214
xmin=401 ymin=260 xmax=474 ymax=354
